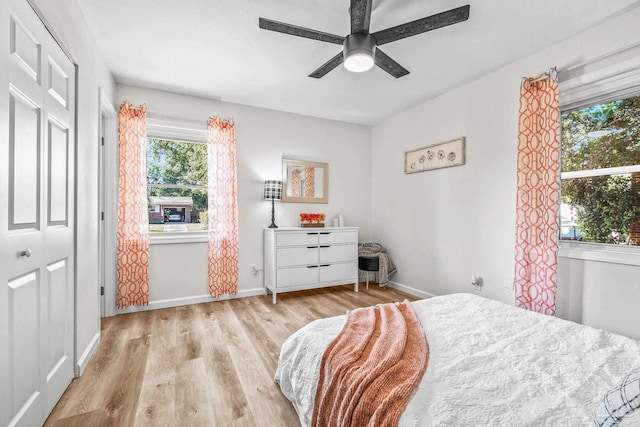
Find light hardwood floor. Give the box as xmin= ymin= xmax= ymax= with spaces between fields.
xmin=44 ymin=284 xmax=418 ymax=426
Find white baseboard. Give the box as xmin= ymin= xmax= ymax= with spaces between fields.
xmin=76 ymin=332 xmax=100 ymax=376
xmin=114 ymin=287 xmax=267 ymax=315
xmin=386 ymin=280 xmax=437 ymax=299
xmin=109 ymin=283 xmax=433 ymax=315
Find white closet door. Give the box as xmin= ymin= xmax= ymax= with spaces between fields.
xmin=0 ymin=0 xmax=76 ymax=425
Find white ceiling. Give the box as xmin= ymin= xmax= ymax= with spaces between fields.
xmin=76 ymin=0 xmax=639 ymax=125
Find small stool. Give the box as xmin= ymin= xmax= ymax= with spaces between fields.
xmin=358 ymin=256 xmax=380 ymax=290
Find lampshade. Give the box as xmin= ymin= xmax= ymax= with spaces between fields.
xmin=264 ymin=180 xmax=282 ymax=200
xmin=343 ymin=34 xmax=376 ymax=73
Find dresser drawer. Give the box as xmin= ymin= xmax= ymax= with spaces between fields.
xmin=277 ymin=247 xmax=318 ymax=267
xmin=277 ymin=266 xmax=319 ymax=288
xmin=319 ymin=244 xmax=356 ymax=264
xmin=319 ymin=262 xmax=357 ymax=283
xmin=276 ymin=232 xmax=318 ymax=247
xmin=318 ymin=231 xmax=356 ymax=245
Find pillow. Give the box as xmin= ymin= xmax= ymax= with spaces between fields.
xmin=595 ymin=371 xmax=640 ymax=426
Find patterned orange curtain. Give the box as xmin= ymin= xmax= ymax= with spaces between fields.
xmin=514 ymin=69 xmax=560 ymax=315
xmin=207 ymin=117 xmax=239 ymax=297
xmin=117 ymin=102 xmax=149 ymax=308
xmin=304 ymin=166 xmax=315 ymax=198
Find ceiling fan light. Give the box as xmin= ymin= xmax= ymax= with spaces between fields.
xmin=344 ymin=52 xmax=375 ymax=72
xmin=343 ymin=33 xmax=376 ymax=73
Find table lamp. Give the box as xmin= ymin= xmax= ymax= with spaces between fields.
xmin=264 ymin=180 xmax=282 ymax=228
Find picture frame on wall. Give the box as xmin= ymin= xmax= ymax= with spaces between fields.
xmin=404 ymin=137 xmax=465 ymax=174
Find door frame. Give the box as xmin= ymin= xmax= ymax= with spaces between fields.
xmin=98 ymin=87 xmax=117 ymax=318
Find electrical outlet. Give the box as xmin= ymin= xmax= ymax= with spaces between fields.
xmin=471 ymin=275 xmax=483 ymax=291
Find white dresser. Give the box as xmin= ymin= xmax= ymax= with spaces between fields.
xmin=263 ymin=227 xmax=359 ymax=303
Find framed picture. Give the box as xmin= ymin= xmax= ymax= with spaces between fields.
xmin=281 ymin=158 xmax=329 ymax=204
xmin=404 ymin=137 xmax=465 ymax=174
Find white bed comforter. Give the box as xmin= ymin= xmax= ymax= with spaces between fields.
xmin=275 ymin=293 xmax=640 ymax=426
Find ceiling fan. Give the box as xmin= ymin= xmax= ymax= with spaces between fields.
xmin=258 ymin=1 xmax=470 ymax=79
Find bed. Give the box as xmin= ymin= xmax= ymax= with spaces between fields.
xmin=275 ymin=293 xmax=640 ymax=426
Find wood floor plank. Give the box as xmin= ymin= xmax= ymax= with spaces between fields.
xmin=44 ymin=313 xmax=137 ymax=422
xmin=134 ymin=309 xmax=177 ymax=427
xmin=104 ymin=335 xmax=150 ymax=426
xmin=51 ymin=409 xmax=108 ymax=427
xmin=216 ymin=301 xmax=298 ymax=424
xmin=45 ymin=285 xmax=418 ymax=426
xmin=175 ymin=357 xmax=214 ymax=427
xmin=230 ymin=299 xmax=285 ymax=372
xmin=255 ymin=297 xmax=302 ymax=341
xmin=197 ymin=303 xmax=255 ymax=425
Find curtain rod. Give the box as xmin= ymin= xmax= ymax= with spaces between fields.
xmin=522 ymin=67 xmax=557 ymax=84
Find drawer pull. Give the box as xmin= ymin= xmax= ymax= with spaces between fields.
xmin=306 ymin=232 xmax=319 ymax=235
xmin=306 ymin=265 xmax=319 ymax=269
xmin=319 ymin=245 xmax=331 ymax=248
xmin=307 ymin=246 xmax=317 ymax=249
xmin=319 ymin=264 xmax=331 ymax=267
xmin=319 ymin=232 xmax=331 ymax=235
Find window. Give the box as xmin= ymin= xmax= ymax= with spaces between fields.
xmin=560 ymin=93 xmax=640 ymax=246
xmin=146 ymin=137 xmax=208 ymax=233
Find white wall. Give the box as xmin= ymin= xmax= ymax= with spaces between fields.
xmin=30 ymin=0 xmax=116 ymax=370
xmin=556 ymin=256 xmax=640 ymax=339
xmin=115 ymin=85 xmax=371 ymax=308
xmin=371 ymin=6 xmax=640 ymax=337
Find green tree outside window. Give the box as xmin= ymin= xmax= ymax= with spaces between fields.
xmin=561 ymin=95 xmax=640 ymax=245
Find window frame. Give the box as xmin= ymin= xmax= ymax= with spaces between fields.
xmin=146 ymin=117 xmax=209 ymax=245
xmin=557 ymin=49 xmax=640 ymax=265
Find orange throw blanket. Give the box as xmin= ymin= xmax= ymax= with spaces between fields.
xmin=311 ymin=300 xmax=429 ymax=427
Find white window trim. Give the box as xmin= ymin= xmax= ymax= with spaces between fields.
xmin=559 ymin=41 xmax=640 ymax=111
xmin=150 ymin=231 xmax=208 ymax=245
xmin=561 ymin=165 xmax=640 ymax=180
xmin=147 ymin=116 xmax=207 ymax=143
xmin=558 ymin=42 xmax=640 ymax=262
xmin=146 ymin=117 xmax=209 ymax=245
xmin=558 ymin=241 xmax=640 ymax=267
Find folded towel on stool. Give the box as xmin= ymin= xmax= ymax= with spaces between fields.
xmin=357 ymin=242 xmax=397 ymax=285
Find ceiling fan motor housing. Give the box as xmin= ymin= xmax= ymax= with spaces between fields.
xmin=343 ymin=33 xmax=376 ymax=72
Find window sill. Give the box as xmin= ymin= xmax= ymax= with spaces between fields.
xmin=149 ymin=232 xmax=208 ymax=245
xmin=558 ymin=241 xmax=640 ymax=267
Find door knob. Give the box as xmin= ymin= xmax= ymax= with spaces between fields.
xmin=20 ymin=249 xmax=32 ymax=258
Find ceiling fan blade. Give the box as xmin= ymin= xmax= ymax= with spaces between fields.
xmin=375 ymin=48 xmax=409 ymax=78
xmin=259 ymin=18 xmax=345 ymax=45
xmin=372 ymin=5 xmax=470 ymax=46
xmin=309 ymin=52 xmax=344 ymax=79
xmin=350 ymin=0 xmax=373 ymax=34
